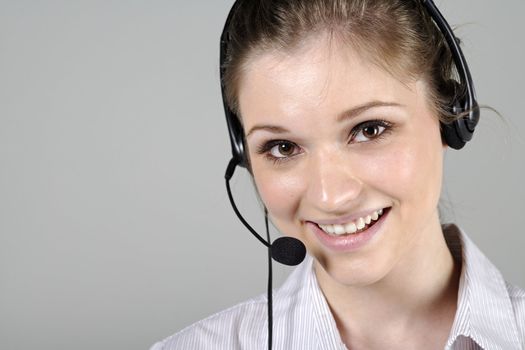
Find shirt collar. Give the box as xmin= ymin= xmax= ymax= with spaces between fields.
xmin=443 ymin=224 xmax=521 ymax=350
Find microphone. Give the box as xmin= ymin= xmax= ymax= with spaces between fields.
xmin=271 ymin=237 xmax=306 ymax=266
xmin=225 ymin=158 xmax=307 ymax=266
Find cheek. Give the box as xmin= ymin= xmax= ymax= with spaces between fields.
xmin=252 ymin=167 xmax=304 ymax=220
xmin=355 ymin=147 xmax=416 ymax=200
xmin=357 ymin=135 xmax=442 ymax=209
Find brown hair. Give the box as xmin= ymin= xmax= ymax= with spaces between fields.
xmin=221 ymin=0 xmax=460 ymax=125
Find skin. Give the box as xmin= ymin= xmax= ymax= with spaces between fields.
xmin=237 ymin=34 xmax=460 ymax=349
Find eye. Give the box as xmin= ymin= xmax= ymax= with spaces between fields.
xmin=269 ymin=141 xmax=299 ymax=158
xmin=256 ymin=139 xmax=302 ymax=164
xmin=350 ymin=120 xmax=392 ymax=143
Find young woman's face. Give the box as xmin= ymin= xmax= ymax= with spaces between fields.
xmin=237 ymin=37 xmax=445 ymax=287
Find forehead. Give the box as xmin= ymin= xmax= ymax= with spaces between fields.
xmin=237 ymin=36 xmax=427 ymax=128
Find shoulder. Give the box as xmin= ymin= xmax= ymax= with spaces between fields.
xmin=507 ymin=280 xmax=525 ymax=308
xmin=150 ymin=295 xmax=268 ymax=350
xmin=444 ymin=225 xmax=525 ymax=348
xmin=150 ymin=257 xmax=317 ymax=350
xmin=506 ymin=281 xmax=525 ymax=346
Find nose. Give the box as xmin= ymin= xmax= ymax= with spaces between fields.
xmin=305 ymin=149 xmax=362 ymax=213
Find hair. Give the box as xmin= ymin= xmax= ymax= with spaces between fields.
xmin=221 ymin=0 xmax=462 ymax=125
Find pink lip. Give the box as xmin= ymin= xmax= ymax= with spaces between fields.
xmin=307 ymin=207 xmax=391 ymax=252
xmin=313 ymin=207 xmax=387 ymax=225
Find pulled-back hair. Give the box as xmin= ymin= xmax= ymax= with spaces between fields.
xmin=222 ymin=0 xmax=460 ymax=124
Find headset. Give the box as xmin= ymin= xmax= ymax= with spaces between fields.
xmin=219 ymin=1 xmax=479 ymax=349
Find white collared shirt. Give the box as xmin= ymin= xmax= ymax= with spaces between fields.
xmin=151 ymin=225 xmax=525 ymax=349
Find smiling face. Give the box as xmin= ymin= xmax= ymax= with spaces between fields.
xmin=238 ymin=35 xmax=445 ymax=287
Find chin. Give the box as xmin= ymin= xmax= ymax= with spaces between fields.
xmin=313 ymin=250 xmax=395 ymax=288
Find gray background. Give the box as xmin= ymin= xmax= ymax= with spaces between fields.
xmin=0 ymin=0 xmax=523 ymax=349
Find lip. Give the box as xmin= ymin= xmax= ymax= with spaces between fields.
xmin=307 ymin=207 xmax=391 ymax=252
xmin=312 ymin=207 xmax=386 ymax=225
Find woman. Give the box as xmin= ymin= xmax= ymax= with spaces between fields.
xmin=152 ymin=0 xmax=525 ymax=349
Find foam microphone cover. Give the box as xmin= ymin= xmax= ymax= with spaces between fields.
xmin=271 ymin=237 xmax=306 ymax=266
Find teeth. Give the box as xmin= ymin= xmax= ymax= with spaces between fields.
xmin=344 ymin=222 xmax=357 ymax=234
xmin=356 ymin=217 xmax=365 ymax=230
xmin=334 ymin=224 xmax=345 ymax=235
xmin=318 ymin=208 xmax=386 ymax=236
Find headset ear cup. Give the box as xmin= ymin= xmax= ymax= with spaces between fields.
xmin=441 ymin=121 xmax=466 ymax=149
xmin=440 ymin=80 xmax=467 ymax=150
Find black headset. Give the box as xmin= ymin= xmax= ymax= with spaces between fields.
xmin=219 ymin=1 xmax=479 ymax=348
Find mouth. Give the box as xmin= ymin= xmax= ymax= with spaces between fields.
xmin=315 ymin=207 xmax=391 ymax=237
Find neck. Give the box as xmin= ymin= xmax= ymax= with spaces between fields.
xmin=314 ymin=214 xmax=460 ymax=346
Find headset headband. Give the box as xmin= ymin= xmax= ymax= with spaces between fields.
xmin=220 ymin=0 xmax=245 ymax=167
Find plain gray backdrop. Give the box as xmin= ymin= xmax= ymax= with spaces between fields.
xmin=1 ymin=0 xmax=524 ymax=349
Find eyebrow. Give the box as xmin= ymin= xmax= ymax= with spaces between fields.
xmin=337 ymin=101 xmax=403 ymax=122
xmin=246 ymin=125 xmax=290 ymax=138
xmin=245 ymin=100 xmax=403 ymax=138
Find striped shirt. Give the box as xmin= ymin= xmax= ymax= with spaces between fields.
xmin=151 ymin=224 xmax=525 ymax=349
